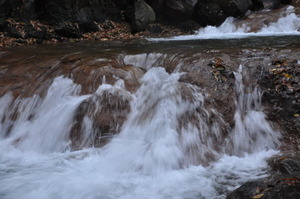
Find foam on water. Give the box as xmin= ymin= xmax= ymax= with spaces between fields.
xmin=148 ymin=6 xmax=300 ymax=41
xmin=0 ymin=77 xmax=90 ymax=153
xmin=0 ymin=67 xmax=280 ymax=198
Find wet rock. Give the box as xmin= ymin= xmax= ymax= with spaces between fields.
xmin=193 ymin=0 xmax=228 ymax=26
xmin=147 ymin=24 xmax=163 ymax=34
xmin=194 ymin=0 xmax=255 ymax=26
xmin=228 ymin=155 xmax=300 ymax=199
xmin=227 ymin=176 xmax=300 ymax=199
xmin=262 ymin=0 xmax=281 ymax=9
xmin=176 ymin=20 xmax=200 ymax=32
xmin=252 ymin=0 xmax=265 ymax=10
xmin=209 ymin=58 xmax=232 ymax=82
xmin=145 ymin=0 xmax=166 ymax=18
xmin=71 ymin=89 xmax=132 ymax=149
xmin=55 ymin=23 xmax=82 ymax=38
xmin=5 ymin=25 xmax=23 ymax=38
xmin=281 ymin=0 xmax=292 ymax=4
xmin=78 ymin=22 xmax=99 ymax=33
xmin=218 ymin=0 xmax=253 ymax=18
xmin=24 ymin=24 xmax=48 ymax=40
xmin=269 ymin=156 xmax=300 ymax=174
xmin=227 ymin=180 xmax=267 ymax=199
xmin=164 ymin=0 xmax=198 ymax=21
xmin=113 ymin=0 xmax=135 ymax=9
xmin=35 ymin=0 xmax=122 ymax=25
xmin=129 ymin=0 xmax=155 ymax=33
xmin=0 ymin=0 xmax=23 ymax=18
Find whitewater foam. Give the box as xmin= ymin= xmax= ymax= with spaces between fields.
xmin=148 ymin=6 xmax=300 ymax=41
xmin=0 ymin=67 xmax=280 ymax=198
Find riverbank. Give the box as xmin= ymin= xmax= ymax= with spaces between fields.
xmin=1 ymin=0 xmax=299 ymax=47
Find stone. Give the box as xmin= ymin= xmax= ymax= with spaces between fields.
xmin=164 ymin=0 xmax=198 ymax=21
xmin=145 ymin=0 xmax=166 ymax=18
xmin=193 ymin=0 xmax=228 ymax=26
xmin=55 ymin=23 xmax=82 ymax=38
xmin=24 ymin=24 xmax=48 ymax=40
xmin=262 ymin=0 xmax=281 ymax=9
xmin=281 ymin=0 xmax=292 ymax=4
xmin=218 ymin=0 xmax=253 ymax=18
xmin=35 ymin=0 xmax=119 ymax=24
xmin=251 ymin=0 xmax=264 ymax=10
xmin=129 ymin=0 xmax=155 ymax=33
xmin=227 ymin=180 xmax=267 ymax=199
xmin=71 ymin=91 xmax=132 ymax=149
xmin=78 ymin=22 xmax=99 ymax=33
xmin=0 ymin=0 xmax=22 ymax=18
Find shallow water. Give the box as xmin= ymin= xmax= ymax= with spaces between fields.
xmin=0 ymin=6 xmax=299 ymax=199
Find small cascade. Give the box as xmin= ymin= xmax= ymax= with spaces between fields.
xmin=0 ymin=77 xmax=90 ymax=153
xmin=71 ymin=78 xmax=132 ymax=149
xmin=229 ymin=65 xmax=280 ymax=155
xmin=0 ymin=59 xmax=283 ymax=198
xmin=149 ymin=6 xmax=300 ymax=41
xmin=94 ymin=67 xmax=229 ymax=174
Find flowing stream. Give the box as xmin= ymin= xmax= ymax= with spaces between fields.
xmin=0 ymin=5 xmax=299 ymax=199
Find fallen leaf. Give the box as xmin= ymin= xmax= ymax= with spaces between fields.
xmin=282 ymin=73 xmax=292 ymax=78
xmin=253 ymin=193 xmax=264 ymax=199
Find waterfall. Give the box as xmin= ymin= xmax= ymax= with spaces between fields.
xmin=0 ymin=77 xmax=90 ymax=153
xmin=0 ymin=62 xmax=280 ymax=198
xmin=228 ymin=65 xmax=280 ymax=155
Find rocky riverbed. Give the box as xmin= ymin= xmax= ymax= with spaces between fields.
xmin=1 ymin=0 xmax=300 ymax=198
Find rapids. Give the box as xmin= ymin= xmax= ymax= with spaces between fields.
xmin=0 ymin=66 xmax=280 ymax=199
xmin=0 ymin=5 xmax=299 ymax=199
xmin=149 ymin=6 xmax=300 ymax=41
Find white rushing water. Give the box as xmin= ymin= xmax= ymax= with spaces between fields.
xmin=0 ymin=65 xmax=280 ymax=199
xmin=149 ymin=6 xmax=300 ymax=41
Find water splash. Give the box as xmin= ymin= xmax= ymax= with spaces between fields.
xmin=228 ymin=65 xmax=280 ymax=155
xmin=0 ymin=76 xmax=90 ymax=153
xmin=0 ymin=67 xmax=280 ymax=198
xmin=149 ymin=6 xmax=300 ymax=41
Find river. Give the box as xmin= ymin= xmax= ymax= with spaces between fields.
xmin=0 ymin=5 xmax=299 ymax=199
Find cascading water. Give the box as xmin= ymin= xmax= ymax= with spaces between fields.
xmin=0 ymin=77 xmax=90 ymax=153
xmin=0 ymin=61 xmax=280 ymax=198
xmin=149 ymin=5 xmax=300 ymax=41
xmin=3 ymin=3 xmax=299 ymax=197
xmin=228 ymin=65 xmax=280 ymax=156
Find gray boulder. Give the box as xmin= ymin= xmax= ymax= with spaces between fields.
xmin=193 ymin=0 xmax=228 ymax=26
xmin=218 ymin=0 xmax=253 ymax=17
xmin=262 ymin=0 xmax=281 ymax=9
xmin=130 ymin=0 xmax=155 ymax=33
xmin=193 ymin=0 xmax=255 ymax=27
xmin=164 ymin=0 xmax=198 ymax=21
